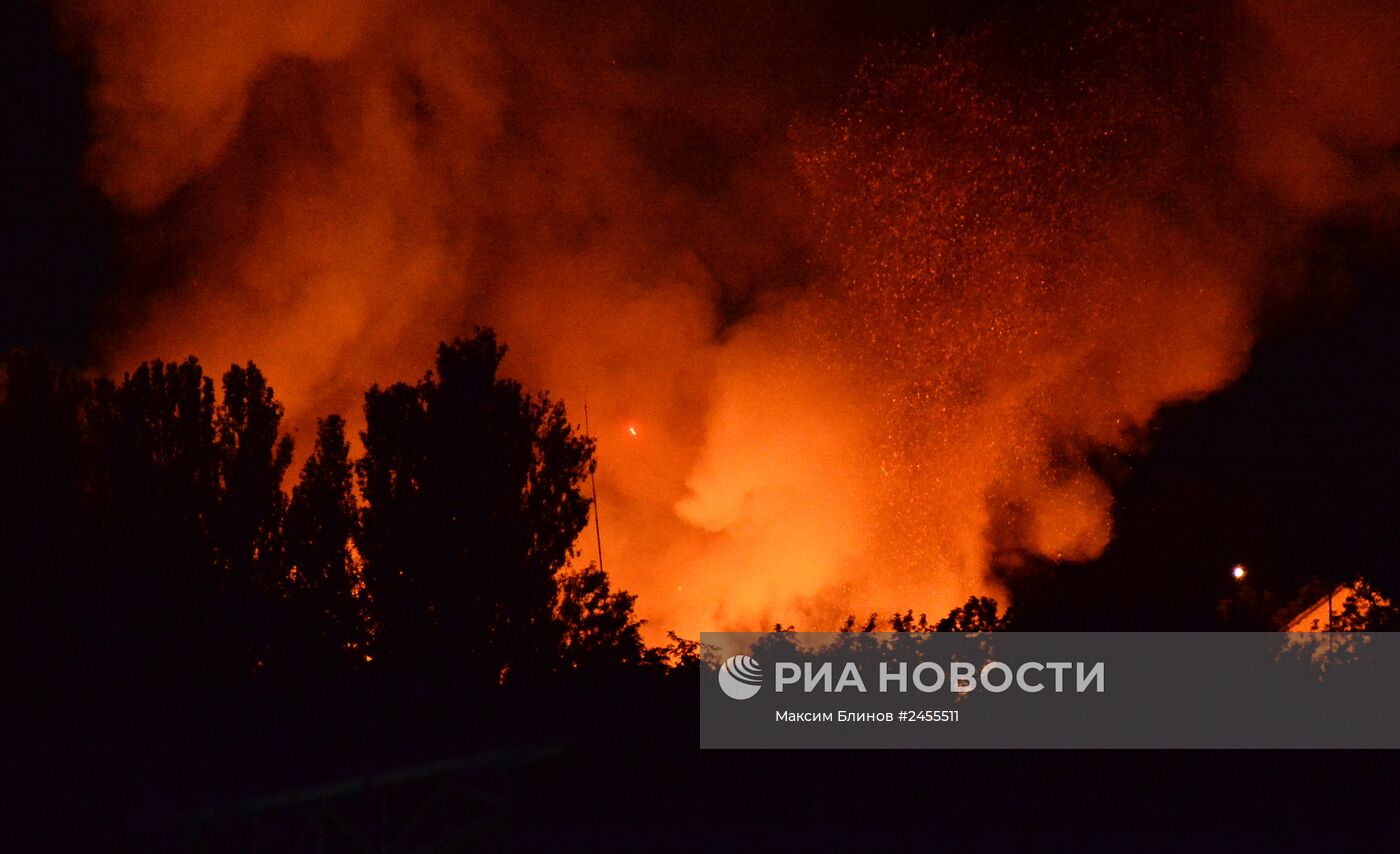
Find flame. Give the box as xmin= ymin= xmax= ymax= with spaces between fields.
xmin=60 ymin=0 xmax=1400 ymax=637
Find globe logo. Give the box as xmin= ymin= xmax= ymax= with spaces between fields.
xmin=718 ymin=655 xmax=763 ymax=700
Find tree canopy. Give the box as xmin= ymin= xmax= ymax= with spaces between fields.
xmin=0 ymin=331 xmax=645 ymax=703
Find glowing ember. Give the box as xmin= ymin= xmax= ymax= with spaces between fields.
xmin=1232 ymin=565 xmax=1247 ymax=580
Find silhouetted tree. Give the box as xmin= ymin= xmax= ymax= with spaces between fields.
xmin=839 ymin=613 xmax=880 ymax=633
xmin=357 ymin=329 xmax=595 ymax=685
xmin=216 ymin=363 xmax=293 ymax=590
xmin=79 ymin=358 xmax=299 ymax=684
xmin=554 ymin=563 xmax=646 ymax=668
xmin=832 ymin=600 xmax=1006 ymax=634
xmin=890 ymin=610 xmax=933 ymax=632
xmin=86 ymin=359 xmax=227 ymax=682
xmin=933 ymin=595 xmax=1006 ymax=632
xmin=648 ymin=631 xmax=705 ymax=673
xmin=286 ymin=415 xmax=367 ymax=654
xmin=1330 ymin=579 xmax=1397 ymax=631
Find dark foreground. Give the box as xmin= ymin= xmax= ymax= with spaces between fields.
xmin=11 ymin=661 xmax=1397 ymax=852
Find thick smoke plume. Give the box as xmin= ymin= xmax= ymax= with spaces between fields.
xmin=59 ymin=0 xmax=1399 ymax=636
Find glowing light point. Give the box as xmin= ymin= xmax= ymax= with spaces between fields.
xmin=627 ymin=425 xmax=638 ymax=437
xmin=1232 ymin=564 xmax=1246 ymax=580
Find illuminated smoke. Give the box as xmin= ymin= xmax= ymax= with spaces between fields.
xmin=59 ymin=0 xmax=1399 ymax=636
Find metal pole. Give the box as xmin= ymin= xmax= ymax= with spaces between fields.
xmin=584 ymin=400 xmax=604 ymax=575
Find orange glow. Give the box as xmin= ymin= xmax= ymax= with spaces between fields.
xmin=1233 ymin=565 xmax=1247 ymax=580
xmin=65 ymin=0 xmax=1400 ymax=638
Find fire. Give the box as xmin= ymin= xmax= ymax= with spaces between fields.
xmin=61 ymin=0 xmax=1400 ymax=638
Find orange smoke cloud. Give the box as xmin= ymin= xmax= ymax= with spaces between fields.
xmin=59 ymin=0 xmax=1400 ymax=637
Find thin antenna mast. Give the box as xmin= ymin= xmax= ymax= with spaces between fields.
xmin=584 ymin=399 xmax=604 ymax=575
